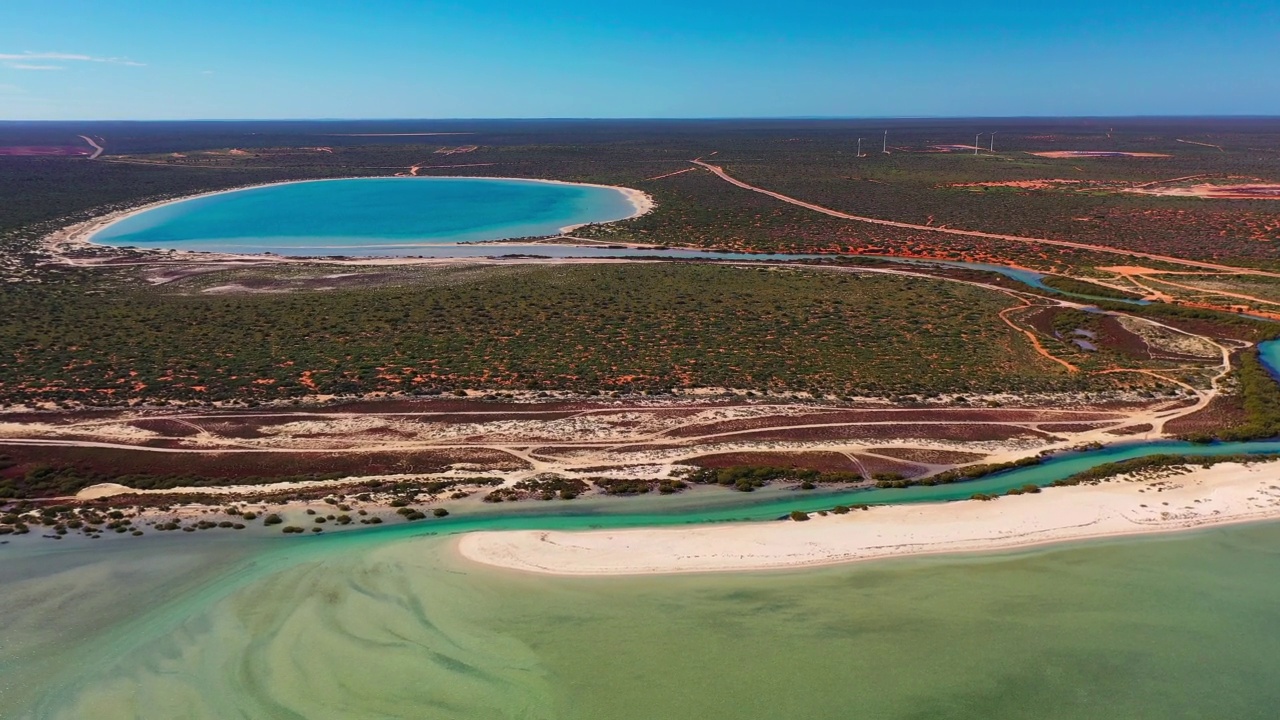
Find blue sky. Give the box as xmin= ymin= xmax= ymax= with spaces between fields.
xmin=1 ymin=0 xmax=1277 ymax=119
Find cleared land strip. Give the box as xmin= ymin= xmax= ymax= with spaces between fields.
xmin=691 ymin=159 xmax=1280 ymax=277
xmin=78 ymin=135 xmax=104 ymax=160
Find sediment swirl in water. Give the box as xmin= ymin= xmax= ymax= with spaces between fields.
xmin=30 ymin=539 xmax=552 ymax=720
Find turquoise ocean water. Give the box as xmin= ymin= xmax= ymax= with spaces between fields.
xmin=91 ymin=178 xmax=639 ymax=254
xmin=5 ymin=439 xmax=1280 ymax=718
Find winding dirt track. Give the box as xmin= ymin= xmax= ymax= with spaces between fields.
xmin=78 ymin=135 xmax=104 ymax=160
xmin=691 ymin=159 xmax=1280 ymax=278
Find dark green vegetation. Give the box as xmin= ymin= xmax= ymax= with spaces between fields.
xmin=484 ymin=475 xmax=589 ymax=502
xmin=0 ymin=500 xmax=254 ymax=540
xmin=0 ymin=464 xmax=344 ymax=499
xmin=1049 ymin=453 xmax=1280 ymax=487
xmin=1041 ymin=275 xmax=1144 ymax=301
xmin=687 ymin=466 xmax=864 ymax=492
xmin=1193 ymin=350 xmax=1280 ymax=442
xmin=0 ymin=444 xmax=508 ymax=499
xmin=874 ymin=455 xmax=1046 ymax=489
xmin=1048 ymin=307 xmax=1104 ymax=338
xmin=0 ymin=264 xmax=1096 ymax=406
xmin=1090 ymin=298 xmax=1280 ymax=343
xmin=592 ymin=477 xmax=690 ymax=495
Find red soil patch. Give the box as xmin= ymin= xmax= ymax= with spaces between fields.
xmin=866 ymin=448 xmax=988 ymax=465
xmin=725 ymin=424 xmax=1053 ymax=443
xmin=949 ymin=180 xmax=1084 ymax=190
xmin=850 ymin=454 xmax=930 ymax=478
xmin=601 ymin=438 xmax=720 ymax=453
xmin=412 ymin=412 xmax=584 ymax=424
xmin=665 ymin=409 xmax=1121 ymax=438
xmin=528 ymin=446 xmax=602 ymax=459
xmin=1096 ymin=317 xmax=1153 ymax=358
xmin=1023 ymin=308 xmax=1152 ymax=360
xmin=1105 ymin=424 xmax=1154 ymax=436
xmin=295 ymin=427 xmax=420 ymax=440
xmin=126 ymin=419 xmax=204 ymax=437
xmin=186 ymin=418 xmax=301 ymax=439
xmin=684 ymin=451 xmax=863 ymax=474
xmin=1037 ymin=423 xmax=1110 ymax=433
xmin=1162 ymin=395 xmax=1247 ymax=436
xmin=1129 ymin=184 xmax=1280 ymax=200
xmin=0 ymin=146 xmax=90 ymax=157
xmin=292 ymin=399 xmax=736 ymax=415
xmin=0 ymin=446 xmax=530 ymax=494
xmin=0 ymin=410 xmax=135 ymax=425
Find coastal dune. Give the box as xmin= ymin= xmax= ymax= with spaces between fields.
xmin=457 ymin=462 xmax=1280 ymax=576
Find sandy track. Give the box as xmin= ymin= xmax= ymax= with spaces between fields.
xmin=692 ymin=159 xmax=1280 ymax=278
xmin=78 ymin=135 xmax=104 ymax=160
xmin=0 ymin=392 xmax=1205 ymax=487
xmin=1139 ymin=274 xmax=1280 ymax=308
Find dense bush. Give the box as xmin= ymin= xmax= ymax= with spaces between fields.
xmin=1041 ymin=276 xmax=1144 ymax=301
xmin=485 ymin=475 xmax=588 ymax=502
xmin=591 ymin=477 xmax=689 ymax=495
xmin=1050 ymin=453 xmax=1280 ymax=487
xmin=1214 ymin=351 xmax=1280 ymax=441
xmin=0 ymin=266 xmax=1111 ymax=408
xmin=687 ymin=466 xmax=863 ymax=492
xmin=876 ymin=456 xmax=1043 ymax=489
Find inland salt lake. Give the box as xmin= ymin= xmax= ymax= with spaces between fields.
xmin=89 ymin=177 xmax=645 ymax=256
xmin=9 ymin=176 xmax=1278 ymax=718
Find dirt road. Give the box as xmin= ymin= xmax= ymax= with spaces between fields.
xmin=691 ymin=159 xmax=1280 ymax=278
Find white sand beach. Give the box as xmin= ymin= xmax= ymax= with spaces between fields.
xmin=457 ymin=461 xmax=1280 ymax=576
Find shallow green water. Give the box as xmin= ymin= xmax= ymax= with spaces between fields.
xmin=7 ymin=522 xmax=1280 ymax=719
xmin=6 ymin=439 xmax=1280 ymax=718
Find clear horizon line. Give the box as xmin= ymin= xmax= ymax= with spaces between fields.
xmin=3 ymin=113 xmax=1280 ymax=124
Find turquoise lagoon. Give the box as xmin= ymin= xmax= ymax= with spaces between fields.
xmin=90 ymin=178 xmax=642 ymax=255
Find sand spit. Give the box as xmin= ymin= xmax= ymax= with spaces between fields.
xmin=457 ymin=462 xmax=1280 ymax=576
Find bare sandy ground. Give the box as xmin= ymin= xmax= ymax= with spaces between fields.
xmin=1029 ymin=151 xmax=1171 ymax=159
xmin=1126 ymin=184 xmax=1280 ymax=200
xmin=949 ymin=179 xmax=1084 ymax=190
xmin=457 ymin=461 xmax=1280 ymax=576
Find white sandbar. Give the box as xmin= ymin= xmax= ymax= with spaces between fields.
xmin=457 ymin=462 xmax=1280 ymax=576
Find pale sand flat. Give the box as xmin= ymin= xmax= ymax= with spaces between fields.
xmin=457 ymin=462 xmax=1280 ymax=576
